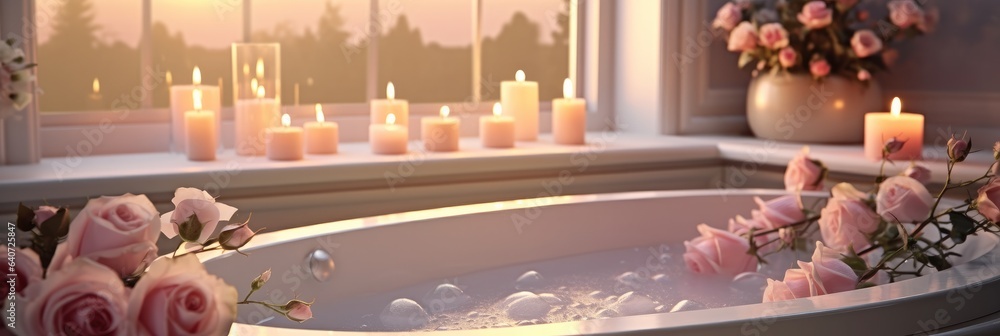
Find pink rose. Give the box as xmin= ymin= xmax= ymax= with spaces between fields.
xmin=24 ymin=258 xmax=131 ymax=336
xmin=713 ymin=2 xmax=743 ymax=31
xmin=758 ymin=23 xmax=789 ymax=50
xmin=902 ymin=164 xmax=932 ymax=184
xmin=784 ymin=148 xmax=825 ymax=192
xmin=850 ymin=30 xmax=883 ymax=58
xmin=876 ymin=176 xmax=934 ymax=223
xmin=888 ymin=0 xmax=925 ymax=29
xmin=128 ymin=255 xmax=238 ymax=336
xmin=754 ymin=195 xmax=806 ymax=229
xmin=819 ymin=193 xmax=880 ymax=253
xmin=684 ymin=224 xmax=756 ymax=276
xmin=161 ymin=187 xmax=238 ymax=244
xmin=857 ymin=69 xmax=871 ymax=81
xmin=33 ymin=205 xmax=59 ymax=225
xmin=12 ymin=248 xmax=42 ymax=296
xmin=762 ymin=242 xmax=858 ymax=302
xmin=284 ymin=299 xmax=314 ymax=322
xmin=976 ymin=179 xmax=1000 ymax=224
xmin=49 ymin=193 xmax=160 ymax=278
xmin=727 ymin=22 xmax=758 ymax=52
xmin=809 ymin=58 xmax=831 ymax=78
xmin=778 ymin=47 xmax=797 ymax=68
xmin=947 ymin=134 xmax=972 ymax=163
xmin=798 ymin=1 xmax=833 ymax=30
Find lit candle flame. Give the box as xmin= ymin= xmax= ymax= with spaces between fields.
xmin=440 ymin=105 xmax=450 ymax=118
xmin=387 ymin=82 xmax=396 ymax=100
xmin=193 ymin=66 xmax=202 ymax=86
xmin=281 ymin=113 xmax=291 ymax=127
xmin=92 ymin=78 xmax=100 ymax=94
xmin=165 ymin=71 xmax=173 ymax=86
xmin=493 ymin=102 xmax=502 ymax=117
xmin=255 ymin=58 xmax=264 ymax=78
xmin=242 ymin=63 xmax=250 ymax=77
xmin=256 ymin=86 xmax=265 ymax=99
xmin=386 ymin=113 xmax=397 ymax=125
xmin=891 ymin=97 xmax=901 ymax=117
xmin=515 ymin=70 xmax=525 ymax=82
xmin=315 ymin=104 xmax=325 ymax=123
xmin=562 ymin=78 xmax=573 ymax=99
xmin=193 ymin=89 xmax=202 ymax=111
xmin=251 ymin=78 xmax=259 ymax=95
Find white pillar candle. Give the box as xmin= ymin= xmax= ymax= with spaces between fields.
xmin=235 ymin=86 xmax=280 ymax=156
xmin=501 ymin=70 xmax=539 ymax=141
xmin=480 ymin=102 xmax=515 ymax=149
xmin=184 ymin=89 xmax=217 ymax=161
xmin=864 ymin=97 xmax=924 ymax=161
xmin=266 ymin=113 xmax=304 ymax=161
xmin=371 ymin=82 xmax=409 ymax=126
xmin=170 ymin=66 xmax=221 ymax=153
xmin=552 ymin=78 xmax=587 ymax=145
xmin=421 ymin=106 xmax=460 ymax=152
xmin=370 ymin=113 xmax=408 ymax=155
xmin=305 ymin=104 xmax=339 ymax=154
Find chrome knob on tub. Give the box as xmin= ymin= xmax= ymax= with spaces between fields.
xmin=307 ymin=249 xmax=336 ymax=282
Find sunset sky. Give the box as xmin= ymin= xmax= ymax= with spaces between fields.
xmin=36 ymin=0 xmax=565 ymax=48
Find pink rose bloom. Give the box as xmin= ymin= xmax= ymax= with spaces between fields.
xmin=976 ymin=179 xmax=1000 ymax=224
xmin=778 ymin=47 xmax=797 ymax=68
xmin=727 ymin=22 xmax=758 ymax=52
xmin=762 ymin=242 xmax=858 ymax=302
xmin=684 ymin=224 xmax=757 ymax=276
xmin=888 ymin=0 xmax=925 ymax=29
xmin=713 ymin=2 xmax=743 ymax=31
xmin=758 ymin=23 xmax=789 ymax=50
xmin=820 ymin=193 xmax=880 ymax=253
xmin=23 ymin=258 xmax=131 ymax=336
xmin=876 ymin=176 xmax=934 ymax=223
xmin=784 ymin=148 xmax=825 ymax=192
xmin=798 ymin=1 xmax=833 ymax=30
xmin=754 ymin=195 xmax=806 ymax=229
xmin=857 ymin=69 xmax=871 ymax=81
xmin=128 ymin=255 xmax=238 ymax=336
xmin=12 ymin=248 xmax=43 ymax=296
xmin=809 ymin=58 xmax=831 ymax=78
xmin=850 ymin=30 xmax=883 ymax=58
xmin=161 ymin=187 xmax=238 ymax=244
xmin=902 ymin=164 xmax=932 ymax=184
xmin=34 ymin=205 xmax=59 ymax=225
xmin=48 ymin=193 xmax=160 ymax=278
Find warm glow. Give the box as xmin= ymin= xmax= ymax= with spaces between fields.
xmin=562 ymin=78 xmax=573 ymax=99
xmin=281 ymin=113 xmax=291 ymax=127
xmin=493 ymin=102 xmax=502 ymax=117
xmin=251 ymin=78 xmax=259 ymax=94
xmin=193 ymin=89 xmax=203 ymax=111
xmin=440 ymin=105 xmax=450 ymax=118
xmin=192 ymin=66 xmax=202 ymax=86
xmin=92 ymin=78 xmax=100 ymax=94
xmin=515 ymin=70 xmax=525 ymax=82
xmin=242 ymin=63 xmax=250 ymax=77
xmin=386 ymin=113 xmax=397 ymax=125
xmin=255 ymin=58 xmax=265 ymax=78
xmin=891 ymin=97 xmax=902 ymax=117
xmin=387 ymin=82 xmax=396 ymax=100
xmin=256 ymin=86 xmax=265 ymax=99
xmin=833 ymin=99 xmax=845 ymax=110
xmin=315 ymin=104 xmax=325 ymax=123
xmin=165 ymin=71 xmax=173 ymax=86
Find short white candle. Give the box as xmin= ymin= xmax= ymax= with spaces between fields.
xmin=501 ymin=70 xmax=539 ymax=141
xmin=421 ymin=105 xmax=460 ymax=152
xmin=480 ymin=102 xmax=515 ymax=149
xmin=371 ymin=82 xmax=409 ymax=126
xmin=266 ymin=113 xmax=304 ymax=161
xmin=184 ymin=89 xmax=217 ymax=161
xmin=304 ymin=104 xmax=339 ymax=155
xmin=370 ymin=113 xmax=408 ymax=155
xmin=864 ymin=97 xmax=924 ymax=161
xmin=552 ymin=78 xmax=587 ymax=145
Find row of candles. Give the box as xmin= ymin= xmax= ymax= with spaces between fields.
xmin=171 ymin=67 xmax=586 ymax=161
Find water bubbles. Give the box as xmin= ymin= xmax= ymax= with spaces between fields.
xmin=502 ymin=292 xmax=552 ymax=320
xmin=594 ymin=308 xmax=619 ymax=318
xmin=669 ymin=299 xmax=707 ymax=313
xmin=538 ymin=293 xmax=564 ymax=305
xmin=515 ymin=270 xmax=545 ymax=291
xmin=615 ymin=271 xmax=647 ymax=292
xmin=422 ymin=283 xmax=471 ymax=314
xmin=588 ymin=290 xmax=604 ymax=299
xmin=466 ymin=311 xmax=479 ymax=318
xmin=380 ymin=298 xmax=430 ymax=330
xmin=611 ymin=292 xmax=659 ymax=316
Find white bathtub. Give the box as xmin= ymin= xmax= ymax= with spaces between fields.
xmin=201 ymin=189 xmax=1000 ymax=336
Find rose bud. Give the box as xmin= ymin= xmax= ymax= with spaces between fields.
xmin=947 ymin=135 xmax=972 ymax=162
xmin=283 ymin=299 xmax=314 ymax=322
xmin=219 ymin=222 xmax=258 ymax=250
xmin=902 ymin=164 xmax=931 ymax=184
xmin=883 ymin=137 xmax=905 ymax=157
xmin=252 ymin=269 xmax=272 ymax=291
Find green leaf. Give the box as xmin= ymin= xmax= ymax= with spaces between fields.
xmin=39 ymin=208 xmax=69 ymax=237
xmin=16 ymin=203 xmax=34 ymax=231
xmin=841 ymin=254 xmax=869 ymax=277
xmin=948 ymin=211 xmax=977 ymax=244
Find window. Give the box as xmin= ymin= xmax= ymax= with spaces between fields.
xmin=482 ymin=0 xmax=570 ymax=101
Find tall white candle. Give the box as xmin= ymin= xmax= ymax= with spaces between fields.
xmin=235 ymin=86 xmax=280 ymax=156
xmin=184 ymin=89 xmax=217 ymax=161
xmin=171 ymin=66 xmax=221 ymax=153
xmin=501 ymin=70 xmax=539 ymax=141
xmin=552 ymin=78 xmax=586 ymax=145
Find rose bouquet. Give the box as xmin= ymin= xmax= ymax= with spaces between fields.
xmin=713 ymin=0 xmax=936 ymax=81
xmin=10 ymin=187 xmax=313 ymax=335
xmin=0 ymin=38 xmax=35 ymax=115
xmin=683 ymin=136 xmax=1000 ymax=303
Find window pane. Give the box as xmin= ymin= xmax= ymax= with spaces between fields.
xmin=252 ymin=0 xmax=368 ymax=105
xmin=378 ymin=0 xmax=472 ymax=103
xmin=482 ymin=0 xmax=569 ymax=101
xmin=152 ymin=0 xmax=243 ymax=108
xmin=36 ymin=0 xmax=142 ymax=112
